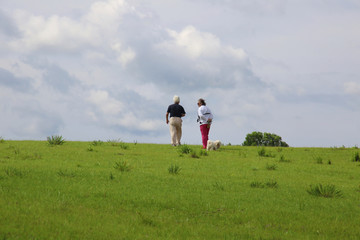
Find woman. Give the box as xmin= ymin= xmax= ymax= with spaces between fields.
xmin=166 ymin=95 xmax=186 ymax=146
xmin=197 ymin=98 xmax=213 ymax=149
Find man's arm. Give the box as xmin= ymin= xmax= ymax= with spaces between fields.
xmin=166 ymin=112 xmax=169 ymax=124
xmin=181 ymin=106 xmax=186 ymax=118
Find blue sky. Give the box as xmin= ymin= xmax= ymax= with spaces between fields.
xmin=0 ymin=0 xmax=359 ymax=147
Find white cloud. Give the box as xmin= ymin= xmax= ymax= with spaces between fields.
xmin=190 ymin=0 xmax=287 ymax=15
xmin=118 ymin=47 xmax=136 ymax=67
xmin=111 ymin=42 xmax=136 ymax=67
xmin=11 ymin=12 xmax=97 ymax=52
xmin=127 ymin=82 xmax=165 ymax=101
xmin=0 ymin=87 xmax=63 ymax=138
xmin=166 ymin=25 xmax=220 ymax=59
xmin=146 ymin=25 xmax=258 ymax=91
xmin=87 ymin=90 xmax=123 ymax=115
xmin=86 ymin=89 xmax=163 ymax=132
xmin=162 ymin=25 xmax=247 ymax=62
xmin=115 ymin=112 xmax=162 ymax=131
xmin=9 ymin=0 xmax=136 ymax=54
xmin=344 ymin=81 xmax=360 ymax=95
xmin=85 ymin=0 xmax=129 ymax=26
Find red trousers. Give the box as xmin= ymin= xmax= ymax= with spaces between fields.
xmin=200 ymin=124 xmax=211 ymax=148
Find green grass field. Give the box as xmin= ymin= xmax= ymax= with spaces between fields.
xmin=1 ymin=140 xmax=360 ymax=239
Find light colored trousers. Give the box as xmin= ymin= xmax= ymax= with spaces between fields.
xmin=169 ymin=117 xmax=182 ymax=145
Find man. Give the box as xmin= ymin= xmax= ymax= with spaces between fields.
xmin=197 ymin=98 xmax=213 ymax=149
xmin=166 ymin=95 xmax=186 ymax=146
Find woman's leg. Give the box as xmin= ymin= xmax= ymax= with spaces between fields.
xmin=200 ymin=124 xmax=210 ymax=148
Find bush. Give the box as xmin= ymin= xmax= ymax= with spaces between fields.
xmin=250 ymin=181 xmax=264 ymax=188
xmin=307 ymin=184 xmax=342 ymax=198
xmin=266 ymin=163 xmax=277 ymax=170
xmin=199 ymin=150 xmax=208 ymax=156
xmin=107 ymin=139 xmax=122 ymax=146
xmin=265 ymin=180 xmax=278 ymax=188
xmin=168 ymin=164 xmax=181 ymax=175
xmin=190 ymin=151 xmax=200 ymax=158
xmin=114 ymin=161 xmax=132 ymax=172
xmin=178 ymin=144 xmax=192 ymax=154
xmin=119 ymin=142 xmax=129 ymax=150
xmin=57 ymin=170 xmax=76 ymax=178
xmin=258 ymin=147 xmax=266 ymax=157
xmin=109 ymin=172 xmax=115 ymax=180
xmin=243 ymin=132 xmax=289 ymax=147
xmin=92 ymin=140 xmax=103 ymax=146
xmin=352 ymin=152 xmax=360 ymax=162
xmin=212 ymin=182 xmax=225 ymax=191
xmin=4 ymin=167 xmax=26 ymax=177
xmin=279 ymin=155 xmax=290 ymax=163
xmin=250 ymin=180 xmax=278 ymax=189
xmin=315 ymin=156 xmax=323 ymax=164
xmin=47 ymin=135 xmax=65 ymax=145
xmin=87 ymin=145 xmax=94 ymax=152
xmin=258 ymin=147 xmax=275 ymax=158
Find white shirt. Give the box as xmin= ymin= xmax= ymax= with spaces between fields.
xmin=198 ymin=105 xmax=213 ymax=125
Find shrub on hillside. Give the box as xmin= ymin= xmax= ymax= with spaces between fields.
xmin=168 ymin=164 xmax=181 ymax=175
xmin=178 ymin=144 xmax=192 ymax=154
xmin=114 ymin=161 xmax=132 ymax=172
xmin=243 ymin=132 xmax=289 ymax=147
xmin=47 ymin=135 xmax=65 ymax=145
xmin=258 ymin=147 xmax=276 ymax=158
xmin=352 ymin=152 xmax=360 ymax=162
xmin=307 ymin=184 xmax=342 ymax=198
xmin=92 ymin=140 xmax=103 ymax=146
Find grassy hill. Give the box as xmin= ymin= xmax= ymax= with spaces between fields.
xmin=1 ymin=140 xmax=360 ymax=239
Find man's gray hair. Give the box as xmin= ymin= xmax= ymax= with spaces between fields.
xmin=173 ymin=95 xmax=180 ymax=103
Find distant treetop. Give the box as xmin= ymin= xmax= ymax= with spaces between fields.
xmin=243 ymin=131 xmax=289 ymax=147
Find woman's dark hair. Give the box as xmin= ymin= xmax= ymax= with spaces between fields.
xmin=198 ymin=98 xmax=206 ymax=106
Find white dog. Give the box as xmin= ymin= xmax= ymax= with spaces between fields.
xmin=207 ymin=140 xmax=221 ymax=151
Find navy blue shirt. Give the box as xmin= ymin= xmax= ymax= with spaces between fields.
xmin=167 ymin=104 xmax=186 ymax=118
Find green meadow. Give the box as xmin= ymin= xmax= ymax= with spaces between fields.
xmin=1 ymin=140 xmax=360 ymax=239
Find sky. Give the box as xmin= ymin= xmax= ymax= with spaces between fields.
xmin=0 ymin=0 xmax=360 ymax=147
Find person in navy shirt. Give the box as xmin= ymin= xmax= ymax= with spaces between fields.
xmin=166 ymin=95 xmax=186 ymax=146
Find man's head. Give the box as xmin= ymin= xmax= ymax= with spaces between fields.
xmin=173 ymin=95 xmax=180 ymax=104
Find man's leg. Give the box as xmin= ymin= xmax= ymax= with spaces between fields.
xmin=169 ymin=118 xmax=177 ymax=146
xmin=176 ymin=118 xmax=182 ymax=145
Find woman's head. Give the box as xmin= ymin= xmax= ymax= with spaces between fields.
xmin=173 ymin=95 xmax=180 ymax=104
xmin=198 ymin=98 xmax=206 ymax=106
